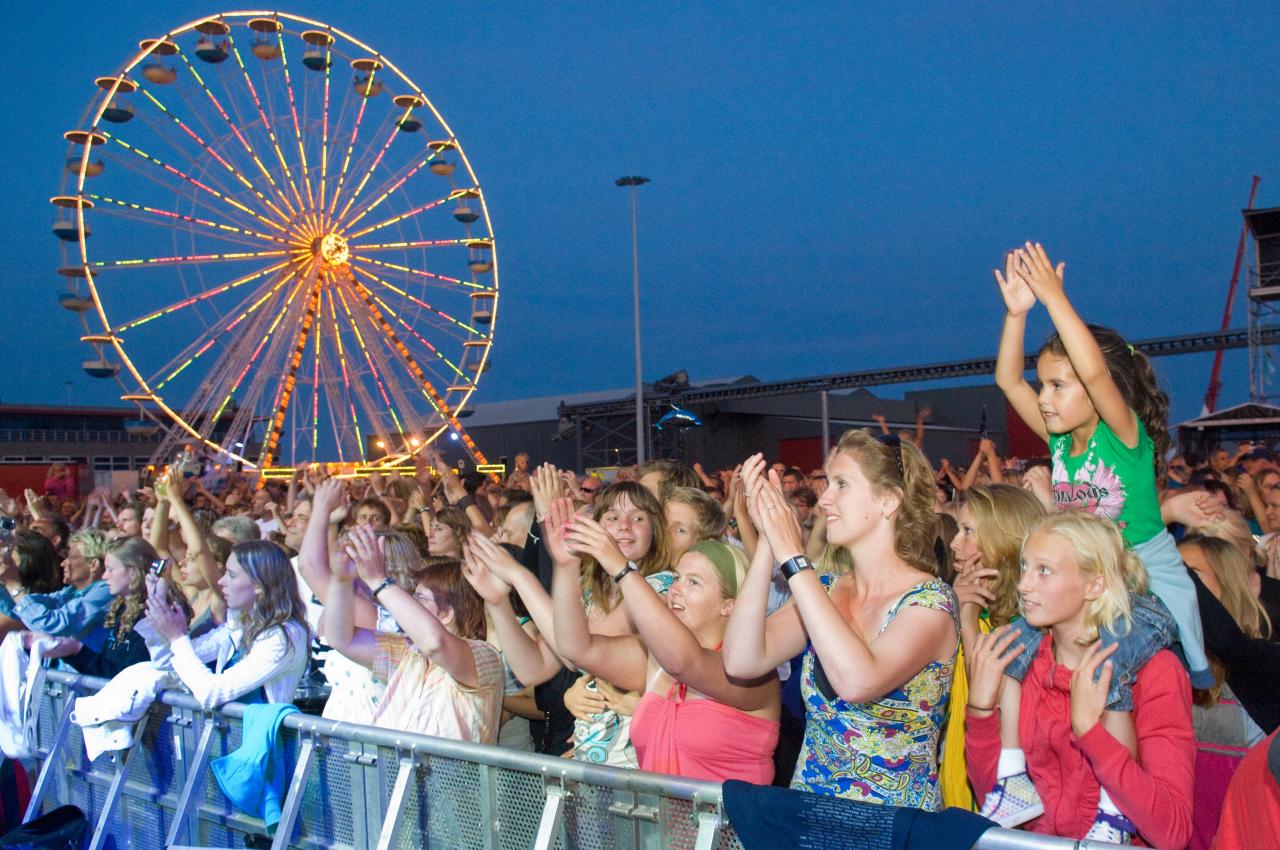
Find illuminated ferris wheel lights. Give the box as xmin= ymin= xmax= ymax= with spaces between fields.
xmin=57 ymin=12 xmax=498 ymax=469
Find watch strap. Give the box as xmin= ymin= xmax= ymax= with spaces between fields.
xmin=779 ymin=555 xmax=814 ymax=581
xmin=370 ymin=577 xmax=396 ymax=598
xmin=612 ymin=560 xmax=639 ymax=585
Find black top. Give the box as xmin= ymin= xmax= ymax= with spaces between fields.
xmin=1258 ymin=574 xmax=1280 ymax=642
xmin=67 ymin=624 xmax=151 ymax=679
xmin=1192 ymin=568 xmax=1280 ymax=734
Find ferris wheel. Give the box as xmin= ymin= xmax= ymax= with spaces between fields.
xmin=52 ymin=11 xmax=497 ymax=471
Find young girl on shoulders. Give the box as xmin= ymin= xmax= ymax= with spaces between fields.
xmin=989 ymin=243 xmax=1208 ymax=842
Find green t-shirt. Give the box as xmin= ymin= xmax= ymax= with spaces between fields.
xmin=1049 ymin=417 xmax=1162 ymax=546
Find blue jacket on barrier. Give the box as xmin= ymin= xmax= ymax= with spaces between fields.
xmin=211 ymin=702 xmax=299 ymax=834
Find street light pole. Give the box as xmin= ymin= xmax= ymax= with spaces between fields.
xmin=616 ymin=175 xmax=650 ymax=464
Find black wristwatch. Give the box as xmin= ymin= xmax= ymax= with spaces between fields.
xmin=612 ymin=560 xmax=639 ymax=585
xmin=779 ymin=555 xmax=814 ymax=581
xmin=369 ymin=578 xmax=396 ymax=598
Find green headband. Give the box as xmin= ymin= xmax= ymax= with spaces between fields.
xmin=687 ymin=540 xmax=741 ymax=597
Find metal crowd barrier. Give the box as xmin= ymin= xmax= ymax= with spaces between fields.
xmin=23 ymin=669 xmax=1103 ymax=850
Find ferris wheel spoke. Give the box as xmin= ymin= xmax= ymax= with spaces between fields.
xmin=89 ymin=247 xmax=297 ymax=272
xmin=99 ymin=132 xmax=288 ymax=232
xmin=342 ymin=270 xmax=466 ymax=426
xmin=171 ymin=49 xmax=303 ymax=219
xmin=350 ymin=237 xmax=467 ymax=252
xmin=351 ymin=260 xmax=488 ymax=336
xmin=340 ymin=149 xmax=444 ymax=232
xmin=224 ymin=33 xmax=309 ymax=213
xmin=133 ymin=83 xmax=296 ymax=224
xmin=331 ymin=282 xmax=410 ymax=442
xmin=322 ymin=286 xmax=368 ymax=461
xmin=84 ymin=193 xmax=285 ymax=247
xmin=94 ymin=143 xmax=272 ymax=240
xmin=113 ymin=260 xmax=292 ymax=334
xmin=325 ymin=64 xmax=383 ymax=218
xmin=345 ymin=193 xmax=450 ymax=239
xmin=333 ymin=112 xmax=405 ymax=223
xmin=206 ymin=267 xmax=314 ymax=426
xmin=349 ymin=265 xmax=475 ymax=346
xmin=366 ymin=289 xmax=470 ymax=382
xmin=150 ymin=262 xmax=308 ymax=390
xmin=350 ymin=254 xmax=490 ymax=295
xmin=275 ymin=30 xmax=315 ymax=209
xmin=259 ymin=281 xmax=323 ymax=469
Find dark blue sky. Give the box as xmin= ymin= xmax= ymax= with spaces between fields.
xmin=2 ymin=2 xmax=1276 ymax=430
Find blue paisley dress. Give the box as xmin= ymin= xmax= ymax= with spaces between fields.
xmin=791 ymin=577 xmax=958 ymax=810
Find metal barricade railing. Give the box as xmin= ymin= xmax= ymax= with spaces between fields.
xmin=24 ymin=669 xmax=1102 ymax=850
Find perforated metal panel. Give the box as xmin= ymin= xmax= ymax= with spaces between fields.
xmin=562 ymin=781 xmax=621 ymax=850
xmin=294 ymin=733 xmax=357 ymax=850
xmin=494 ymin=768 xmax=564 ymax=850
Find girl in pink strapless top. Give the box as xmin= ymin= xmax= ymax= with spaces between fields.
xmin=632 ymin=675 xmax=778 ymax=783
xmin=549 ymin=510 xmax=781 ymax=784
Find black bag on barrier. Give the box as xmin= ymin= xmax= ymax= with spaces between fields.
xmin=0 ymin=805 xmax=89 ymax=850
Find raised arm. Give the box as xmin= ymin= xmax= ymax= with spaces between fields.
xmin=297 ymin=480 xmax=374 ymax=628
xmin=165 ymin=476 xmax=227 ymax=623
xmin=321 ymin=546 xmax=378 ymax=668
xmin=611 ymin=556 xmax=776 ymax=711
xmin=463 ymin=533 xmax=564 ymax=686
xmin=551 ymin=499 xmax=647 ymax=691
xmin=751 ymin=468 xmax=954 ymax=702
xmin=721 ymin=455 xmax=808 ymax=677
xmin=430 ymin=450 xmax=493 ymax=536
xmin=1018 ymin=243 xmax=1137 ymax=446
xmin=350 ymin=524 xmax=480 ymax=686
xmin=994 ymin=251 xmax=1048 ymax=441
xmin=914 ymin=406 xmax=930 ymax=448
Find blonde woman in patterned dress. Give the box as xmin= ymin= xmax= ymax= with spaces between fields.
xmin=723 ymin=430 xmax=958 ymax=809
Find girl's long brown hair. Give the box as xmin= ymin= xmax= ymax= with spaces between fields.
xmin=581 ymin=481 xmax=670 ymax=614
xmin=231 ymin=541 xmax=309 ymax=651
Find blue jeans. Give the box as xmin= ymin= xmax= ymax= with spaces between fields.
xmin=1004 ymin=591 xmax=1176 ymax=711
xmin=1132 ymin=530 xmax=1212 ymax=688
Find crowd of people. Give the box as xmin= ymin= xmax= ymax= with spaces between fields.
xmin=2 ymin=244 xmax=1278 ymax=848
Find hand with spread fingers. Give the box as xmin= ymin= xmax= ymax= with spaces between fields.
xmin=966 ymin=625 xmax=1025 ymax=713
xmin=1070 ymin=641 xmax=1118 ymax=737
xmin=465 ymin=530 xmax=524 ymax=588
xmin=994 ymin=248 xmax=1036 ymax=318
xmin=542 ymin=496 xmax=581 ymax=569
xmin=145 ymin=585 xmax=189 ymax=643
xmin=531 ymin=463 xmax=562 ymax=523
xmin=1015 ymin=242 xmax=1067 ymax=307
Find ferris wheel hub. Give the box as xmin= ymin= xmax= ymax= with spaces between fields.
xmin=313 ymin=232 xmax=350 ymax=267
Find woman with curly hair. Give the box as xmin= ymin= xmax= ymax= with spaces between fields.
xmin=723 ymin=431 xmax=959 ymax=808
xmin=38 ymin=537 xmax=182 ymax=678
xmin=145 ymin=540 xmax=309 ymax=708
